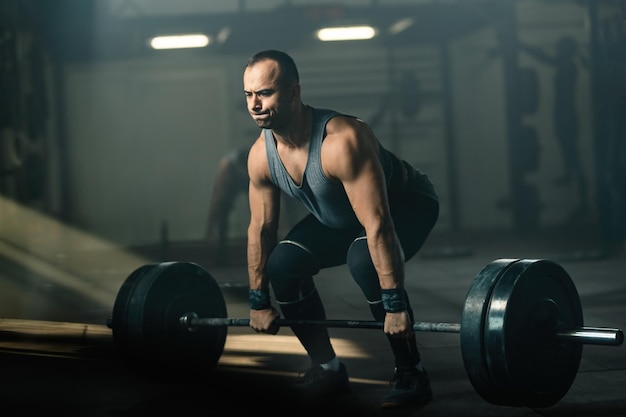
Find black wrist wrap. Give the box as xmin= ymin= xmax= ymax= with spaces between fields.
xmin=249 ymin=289 xmax=271 ymax=310
xmin=381 ymin=288 xmax=408 ymax=313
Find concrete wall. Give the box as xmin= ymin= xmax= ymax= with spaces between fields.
xmin=449 ymin=1 xmax=593 ymax=231
xmin=63 ymin=56 xmax=235 ymax=244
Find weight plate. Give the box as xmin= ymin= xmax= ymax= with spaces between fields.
xmin=112 ymin=261 xmax=228 ymax=377
xmin=461 ymin=259 xmax=521 ymax=405
xmin=485 ymin=259 xmax=583 ymax=407
xmin=111 ymin=263 xmax=158 ymax=357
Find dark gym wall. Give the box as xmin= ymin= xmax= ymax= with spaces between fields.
xmin=1 ymin=0 xmax=616 ymax=250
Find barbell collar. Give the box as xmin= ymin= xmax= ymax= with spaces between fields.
xmin=555 ymin=326 xmax=624 ymax=346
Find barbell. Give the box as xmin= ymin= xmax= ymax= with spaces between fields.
xmin=107 ymin=258 xmax=623 ymax=408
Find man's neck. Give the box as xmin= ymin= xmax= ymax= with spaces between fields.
xmin=274 ymin=104 xmax=311 ymax=149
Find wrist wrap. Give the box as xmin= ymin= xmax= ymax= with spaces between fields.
xmin=249 ymin=289 xmax=271 ymax=310
xmin=381 ymin=288 xmax=408 ymax=313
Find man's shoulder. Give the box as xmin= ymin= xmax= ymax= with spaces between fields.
xmin=247 ymin=138 xmax=273 ymax=183
xmin=249 ymin=135 xmax=266 ymax=154
xmin=312 ymin=107 xmax=342 ymax=121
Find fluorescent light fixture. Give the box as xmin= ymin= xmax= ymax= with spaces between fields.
xmin=149 ymin=33 xmax=210 ymax=50
xmin=316 ymin=25 xmax=376 ymax=42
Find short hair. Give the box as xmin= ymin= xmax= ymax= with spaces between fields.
xmin=246 ymin=50 xmax=300 ymax=87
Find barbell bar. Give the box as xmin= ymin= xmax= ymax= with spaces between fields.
xmin=180 ymin=313 xmax=462 ymax=333
xmin=179 ymin=314 xmax=622 ymax=346
xmin=108 ymin=258 xmax=623 ymax=408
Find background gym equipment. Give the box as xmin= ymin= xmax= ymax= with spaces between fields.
xmin=107 ymin=258 xmax=623 ymax=408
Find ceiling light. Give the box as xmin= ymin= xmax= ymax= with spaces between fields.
xmin=149 ymin=34 xmax=210 ymax=50
xmin=316 ymin=25 xmax=376 ymax=42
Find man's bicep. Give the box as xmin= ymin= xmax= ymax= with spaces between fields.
xmin=249 ymin=178 xmax=280 ymax=226
xmin=334 ymin=132 xmax=391 ymax=229
xmin=346 ymin=166 xmax=390 ymax=223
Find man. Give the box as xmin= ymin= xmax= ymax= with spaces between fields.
xmin=244 ymin=50 xmax=439 ymax=409
xmin=206 ymin=146 xmax=249 ymax=264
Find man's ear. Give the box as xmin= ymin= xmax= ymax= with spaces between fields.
xmin=292 ymin=83 xmax=301 ymax=100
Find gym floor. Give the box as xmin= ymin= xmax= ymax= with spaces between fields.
xmin=0 ymin=223 xmax=624 ymax=417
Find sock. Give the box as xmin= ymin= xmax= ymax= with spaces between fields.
xmin=320 ymin=357 xmax=340 ymax=372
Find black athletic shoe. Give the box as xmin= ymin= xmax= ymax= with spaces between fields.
xmin=380 ymin=366 xmax=433 ymax=409
xmin=292 ymin=362 xmax=351 ymax=398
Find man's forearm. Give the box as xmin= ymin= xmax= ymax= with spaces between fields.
xmin=368 ymin=228 xmax=405 ymax=290
xmin=247 ymin=225 xmax=277 ymax=291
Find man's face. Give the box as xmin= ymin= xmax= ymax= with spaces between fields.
xmin=243 ymin=59 xmax=295 ymax=130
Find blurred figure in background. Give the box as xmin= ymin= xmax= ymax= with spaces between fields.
xmin=520 ymin=36 xmax=590 ymax=221
xmin=206 ymin=146 xmax=249 ymax=265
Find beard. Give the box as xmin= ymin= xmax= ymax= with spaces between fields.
xmin=253 ymin=118 xmax=269 ymax=129
xmin=253 ymin=109 xmax=290 ymax=131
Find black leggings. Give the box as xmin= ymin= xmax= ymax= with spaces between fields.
xmin=266 ymin=192 xmax=439 ymax=368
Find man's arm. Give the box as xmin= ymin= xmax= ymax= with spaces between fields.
xmin=247 ymin=137 xmax=281 ymax=333
xmin=323 ymin=117 xmax=405 ymax=289
xmin=322 ymin=116 xmax=411 ymax=337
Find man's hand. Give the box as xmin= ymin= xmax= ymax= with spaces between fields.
xmin=250 ymin=307 xmax=281 ymax=334
xmin=383 ymin=310 xmax=414 ymax=338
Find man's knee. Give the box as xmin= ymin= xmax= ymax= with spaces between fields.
xmin=347 ymin=237 xmax=380 ymax=301
xmin=266 ymin=240 xmax=320 ymax=300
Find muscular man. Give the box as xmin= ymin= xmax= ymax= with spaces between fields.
xmin=244 ymin=50 xmax=439 ymax=409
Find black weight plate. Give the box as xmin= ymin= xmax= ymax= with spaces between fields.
xmin=461 ymin=258 xmax=521 ymax=405
xmin=485 ymin=259 xmax=583 ymax=407
xmin=113 ymin=261 xmax=228 ymax=377
xmin=111 ymin=263 xmax=158 ymax=357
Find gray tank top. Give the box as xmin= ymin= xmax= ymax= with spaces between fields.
xmin=264 ymin=107 xmax=436 ymax=229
